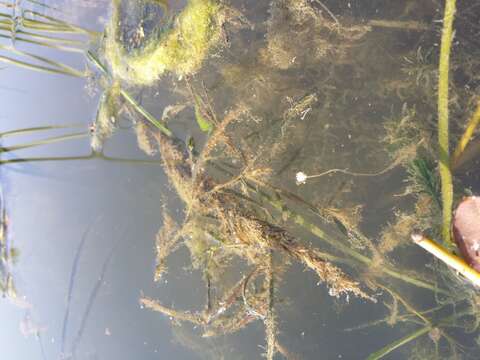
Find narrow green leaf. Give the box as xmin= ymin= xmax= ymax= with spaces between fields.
xmin=0 ymin=44 xmax=84 ymax=77
xmin=193 ymin=95 xmax=213 ymax=132
xmin=0 ymin=124 xmax=84 ymax=137
xmin=366 ymin=326 xmax=430 ymax=360
xmin=0 ymin=132 xmax=88 ymax=152
xmin=120 ymin=90 xmax=172 ymax=138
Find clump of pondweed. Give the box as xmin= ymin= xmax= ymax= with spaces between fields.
xmin=103 ymin=0 xmax=246 ymax=85
xmin=131 ymin=91 xmax=375 ymax=358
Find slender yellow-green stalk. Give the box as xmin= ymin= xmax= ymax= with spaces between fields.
xmin=437 ymin=0 xmax=456 ymax=245
xmin=451 ymin=99 xmax=480 ymax=168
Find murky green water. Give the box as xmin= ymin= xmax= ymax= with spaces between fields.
xmin=2 ymin=0 xmax=480 ymax=359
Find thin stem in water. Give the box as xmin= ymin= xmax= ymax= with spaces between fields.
xmin=437 ymin=0 xmax=456 ymax=246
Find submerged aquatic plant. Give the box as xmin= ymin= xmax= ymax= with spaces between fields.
xmin=104 ymin=0 xmax=226 ymax=85
xmin=5 ymin=0 xmax=480 ymax=358
xmin=131 ymin=0 xmax=480 ymax=357
xmin=131 ymin=90 xmax=409 ymax=357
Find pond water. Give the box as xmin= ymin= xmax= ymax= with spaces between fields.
xmin=1 ymin=0 xmax=480 ymax=359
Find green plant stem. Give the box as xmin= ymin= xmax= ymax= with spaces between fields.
xmin=0 ymin=44 xmax=84 ymax=76
xmin=0 ymin=34 xmax=84 ymax=53
xmin=119 ymin=89 xmax=172 ymax=137
xmin=0 ymin=26 xmax=83 ymax=45
xmin=437 ymin=0 xmax=456 ymax=246
xmin=22 ymin=10 xmax=99 ymax=36
xmin=86 ymin=50 xmax=109 ymax=75
xmin=366 ymin=325 xmax=431 ymax=360
xmin=0 ymin=132 xmax=88 ymax=152
xmin=0 ymin=124 xmax=84 ymax=137
xmin=25 ymin=0 xmax=57 ymax=10
xmin=0 ymin=153 xmax=162 ymax=166
xmin=23 ymin=22 xmax=77 ymax=33
xmin=0 ymin=53 xmax=83 ymax=76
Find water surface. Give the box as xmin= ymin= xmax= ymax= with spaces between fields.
xmin=1 ymin=1 xmax=480 ymax=359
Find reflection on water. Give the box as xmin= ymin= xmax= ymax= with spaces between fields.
xmin=2 ymin=0 xmax=480 ymax=359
